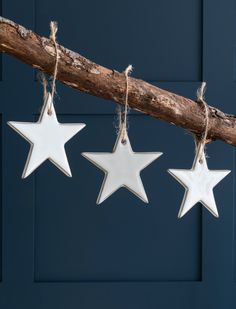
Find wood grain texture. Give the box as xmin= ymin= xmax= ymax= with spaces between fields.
xmin=0 ymin=16 xmax=236 ymax=146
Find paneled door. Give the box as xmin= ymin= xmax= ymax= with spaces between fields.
xmin=0 ymin=1 xmax=235 ymax=308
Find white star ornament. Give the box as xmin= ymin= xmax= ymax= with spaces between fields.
xmin=8 ymin=93 xmax=86 ymax=178
xmin=168 ymin=148 xmax=230 ymax=218
xmin=82 ymin=130 xmax=162 ymax=204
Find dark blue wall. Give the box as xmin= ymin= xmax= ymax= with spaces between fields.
xmin=0 ymin=1 xmax=235 ymax=308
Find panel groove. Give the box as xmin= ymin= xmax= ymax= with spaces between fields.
xmin=33 ymin=114 xmax=202 ymax=283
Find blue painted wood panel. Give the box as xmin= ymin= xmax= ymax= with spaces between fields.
xmin=35 ymin=0 xmax=202 ymax=82
xmin=0 ymin=0 xmax=235 ymax=308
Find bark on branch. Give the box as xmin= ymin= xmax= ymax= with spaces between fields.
xmin=0 ymin=16 xmax=236 ymax=146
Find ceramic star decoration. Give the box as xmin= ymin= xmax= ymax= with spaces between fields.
xmin=82 ymin=129 xmax=162 ymax=204
xmin=8 ymin=93 xmax=86 ymax=178
xmin=168 ymin=146 xmax=230 ymax=218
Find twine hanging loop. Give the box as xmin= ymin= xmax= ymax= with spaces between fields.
xmin=48 ymin=21 xmax=59 ymax=115
xmin=119 ymin=64 xmax=133 ymax=144
xmin=196 ymin=81 xmax=209 ymax=163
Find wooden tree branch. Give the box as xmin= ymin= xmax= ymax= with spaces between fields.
xmin=0 ymin=16 xmax=236 ymax=146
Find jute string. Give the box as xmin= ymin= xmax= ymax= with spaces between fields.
xmin=196 ymin=81 xmax=209 ymax=163
xmin=48 ymin=21 xmax=59 ymax=114
xmin=42 ymin=73 xmax=47 ymax=100
xmin=118 ymin=64 xmax=133 ymax=143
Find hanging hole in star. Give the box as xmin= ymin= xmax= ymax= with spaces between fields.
xmin=47 ymin=109 xmax=53 ymax=116
xmin=121 ymin=138 xmax=127 ymax=145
